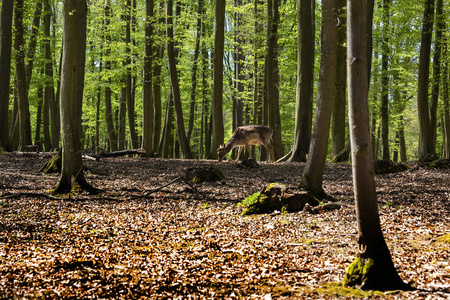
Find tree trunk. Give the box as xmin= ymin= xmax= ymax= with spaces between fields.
xmin=430 ymin=0 xmax=443 ymax=153
xmin=234 ymin=0 xmax=244 ymax=130
xmin=118 ymin=87 xmax=127 ymax=150
xmin=344 ymin=0 xmax=411 ymax=290
xmin=14 ymin=0 xmax=33 ymax=150
xmin=209 ymin=0 xmax=226 ymax=159
xmin=125 ymin=0 xmax=138 ymax=149
xmin=43 ymin=0 xmax=55 ymax=151
xmin=300 ymin=0 xmax=339 ymax=198
xmin=380 ymin=0 xmax=390 ymax=160
xmin=266 ymin=0 xmax=283 ymax=160
xmin=142 ymin=0 xmax=154 ymax=156
xmin=104 ymin=0 xmax=118 ymax=152
xmin=166 ymin=0 xmax=192 ymax=159
xmin=288 ymin=0 xmax=314 ymax=162
xmin=25 ymin=2 xmax=42 ymax=91
xmin=0 ymin=0 xmax=13 ymax=151
xmin=55 ymin=0 xmax=94 ymax=193
xmin=159 ymin=89 xmax=174 ymax=158
xmin=331 ymin=0 xmax=347 ymax=158
xmin=417 ymin=0 xmax=435 ymax=159
xmin=443 ymin=35 xmax=450 ymax=159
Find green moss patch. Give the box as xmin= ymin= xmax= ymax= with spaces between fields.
xmin=317 ymin=282 xmax=385 ymax=298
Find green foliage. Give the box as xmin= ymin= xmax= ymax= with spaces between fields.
xmin=237 ymin=192 xmax=261 ymax=208
xmin=343 ymin=257 xmax=376 ymax=287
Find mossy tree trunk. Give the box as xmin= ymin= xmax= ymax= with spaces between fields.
xmin=344 ymin=0 xmax=411 ymax=291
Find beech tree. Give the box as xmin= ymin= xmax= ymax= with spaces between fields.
xmin=0 ymin=0 xmax=13 ymax=151
xmin=54 ymin=0 xmax=95 ymax=193
xmin=343 ymin=0 xmax=411 ymax=290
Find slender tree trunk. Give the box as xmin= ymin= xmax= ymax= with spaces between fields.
xmin=160 ymin=90 xmax=174 ymax=158
xmin=288 ymin=0 xmax=314 ymax=162
xmin=234 ymin=0 xmax=244 ymax=130
xmin=344 ymin=0 xmax=411 ymax=290
xmin=380 ymin=0 xmax=390 ymax=160
xmin=331 ymin=0 xmax=347 ymax=159
xmin=166 ymin=0 xmax=192 ymax=158
xmin=417 ymin=0 xmax=435 ymax=159
xmin=14 ymin=0 xmax=32 ymax=150
xmin=209 ymin=0 xmax=226 ymax=159
xmin=35 ymin=79 xmax=43 ymax=145
xmin=0 ymin=0 xmax=13 ymax=151
xmin=43 ymin=0 xmax=54 ymax=151
xmin=301 ymin=0 xmax=339 ymax=198
xmin=25 ymin=2 xmax=42 ymax=91
xmin=430 ymin=0 xmax=443 ymax=153
xmin=104 ymin=0 xmax=118 ymax=152
xmin=443 ymin=35 xmax=450 ymax=159
xmin=142 ymin=0 xmax=154 ymax=156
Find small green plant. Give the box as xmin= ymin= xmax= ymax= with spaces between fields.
xmin=237 ymin=192 xmax=261 ymax=208
xmin=201 ymin=203 xmax=211 ymax=210
xmin=0 ymin=200 xmax=11 ymax=208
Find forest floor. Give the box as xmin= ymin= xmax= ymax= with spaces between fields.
xmin=0 ymin=153 xmax=449 ymax=299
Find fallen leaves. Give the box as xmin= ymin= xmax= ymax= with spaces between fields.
xmin=0 ymin=155 xmax=449 ymax=298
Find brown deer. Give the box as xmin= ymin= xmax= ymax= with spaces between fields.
xmin=217 ymin=125 xmax=275 ymax=162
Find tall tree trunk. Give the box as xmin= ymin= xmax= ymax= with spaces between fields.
xmin=142 ymin=0 xmax=154 ymax=156
xmin=331 ymin=0 xmax=347 ymax=159
xmin=344 ymin=0 xmax=411 ymax=290
xmin=0 ymin=0 xmax=13 ymax=151
xmin=159 ymin=90 xmax=174 ymax=158
xmin=209 ymin=0 xmax=226 ymax=159
xmin=25 ymin=2 xmax=42 ymax=91
xmin=43 ymin=0 xmax=54 ymax=151
xmin=187 ymin=0 xmax=204 ymax=143
xmin=266 ymin=0 xmax=283 ymax=159
xmin=55 ymin=0 xmax=94 ymax=193
xmin=417 ymin=0 xmax=435 ymax=159
xmin=104 ymin=0 xmax=118 ymax=152
xmin=166 ymin=0 xmax=192 ymax=158
xmin=35 ymin=78 xmax=44 ymax=145
xmin=14 ymin=0 xmax=32 ymax=150
xmin=430 ymin=0 xmax=443 ymax=153
xmin=380 ymin=0 xmax=390 ymax=160
xmin=288 ymin=0 xmax=314 ymax=162
xmin=234 ymin=0 xmax=244 ymax=130
xmin=300 ymin=0 xmax=339 ymax=198
xmin=443 ymin=34 xmax=450 ymax=159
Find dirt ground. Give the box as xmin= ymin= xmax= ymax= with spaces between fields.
xmin=0 ymin=153 xmax=449 ymax=299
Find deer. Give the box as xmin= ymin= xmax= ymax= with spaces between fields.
xmin=217 ymin=125 xmax=275 ymax=162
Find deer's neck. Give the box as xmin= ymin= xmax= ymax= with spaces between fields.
xmin=223 ymin=138 xmax=239 ymax=154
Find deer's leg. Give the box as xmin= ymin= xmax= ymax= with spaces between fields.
xmin=263 ymin=143 xmax=275 ymax=162
xmin=246 ymin=144 xmax=253 ymax=160
xmin=236 ymin=146 xmax=244 ymax=161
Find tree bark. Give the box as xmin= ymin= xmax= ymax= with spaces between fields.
xmin=0 ymin=0 xmax=13 ymax=151
xmin=300 ymin=0 xmax=339 ymax=198
xmin=166 ymin=0 xmax=192 ymax=158
xmin=43 ymin=0 xmax=55 ymax=151
xmin=288 ymin=0 xmax=314 ymax=162
xmin=443 ymin=35 xmax=450 ymax=159
xmin=417 ymin=0 xmax=435 ymax=159
xmin=209 ymin=0 xmax=226 ymax=159
xmin=380 ymin=0 xmax=390 ymax=160
xmin=25 ymin=2 xmax=42 ymax=91
xmin=104 ymin=0 xmax=118 ymax=152
xmin=344 ymin=0 xmax=411 ymax=290
xmin=331 ymin=0 xmax=347 ymax=159
xmin=142 ymin=0 xmax=154 ymax=156
xmin=55 ymin=0 xmax=94 ymax=193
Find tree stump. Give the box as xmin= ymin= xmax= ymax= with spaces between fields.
xmin=241 ymin=183 xmax=320 ymax=215
xmin=373 ymin=160 xmax=410 ymax=175
xmin=237 ymin=158 xmax=259 ymax=169
xmin=39 ymin=149 xmax=62 ymax=174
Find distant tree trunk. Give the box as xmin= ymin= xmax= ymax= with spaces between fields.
xmin=166 ymin=0 xmax=192 ymax=158
xmin=118 ymin=87 xmax=127 ymax=150
xmin=104 ymin=0 xmax=118 ymax=152
xmin=125 ymin=0 xmax=138 ymax=149
xmin=266 ymin=0 xmax=283 ymax=159
xmin=43 ymin=0 xmax=54 ymax=151
xmin=25 ymin=2 xmax=42 ymax=91
xmin=344 ymin=0 xmax=411 ymax=290
xmin=443 ymin=35 xmax=450 ymax=159
xmin=417 ymin=0 xmax=435 ymax=159
xmin=331 ymin=0 xmax=347 ymax=159
xmin=301 ymin=0 xmax=339 ymax=198
xmin=380 ymin=0 xmax=390 ymax=160
xmin=14 ymin=0 xmax=32 ymax=150
xmin=142 ymin=0 xmax=154 ymax=156
xmin=0 ymin=0 xmax=13 ymax=151
xmin=234 ymin=0 xmax=244 ymax=130
xmin=55 ymin=0 xmax=94 ymax=193
xmin=160 ymin=89 xmax=174 ymax=158
xmin=187 ymin=0 xmax=204 ymax=143
xmin=153 ymin=2 xmax=165 ymax=152
xmin=35 ymin=78 xmax=43 ymax=145
xmin=430 ymin=0 xmax=443 ymax=152
xmin=288 ymin=0 xmax=314 ymax=162
xmin=209 ymin=0 xmax=226 ymax=159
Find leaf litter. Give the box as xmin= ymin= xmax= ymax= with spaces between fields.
xmin=0 ymin=154 xmax=449 ymax=299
